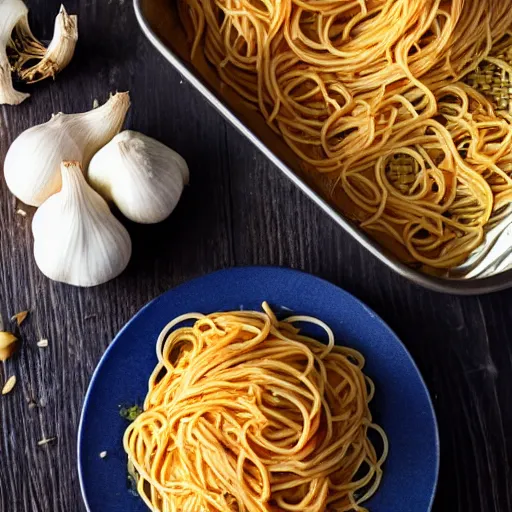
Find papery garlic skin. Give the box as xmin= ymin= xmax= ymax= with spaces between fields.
xmin=88 ymin=130 xmax=189 ymax=224
xmin=32 ymin=161 xmax=132 ymax=287
xmin=4 ymin=92 xmax=130 ymax=206
xmin=0 ymin=332 xmax=18 ymax=361
xmin=0 ymin=0 xmax=29 ymax=105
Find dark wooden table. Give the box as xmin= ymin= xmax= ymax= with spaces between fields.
xmin=0 ymin=2 xmax=511 ymax=511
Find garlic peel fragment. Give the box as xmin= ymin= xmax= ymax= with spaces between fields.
xmin=0 ymin=332 xmax=18 ymax=361
xmin=2 ymin=375 xmax=17 ymax=395
xmin=4 ymin=92 xmax=130 ymax=206
xmin=0 ymin=62 xmax=29 ymax=105
xmin=88 ymin=130 xmax=189 ymax=224
xmin=0 ymin=0 xmax=29 ymax=105
xmin=11 ymin=310 xmax=28 ymax=325
xmin=32 ymin=161 xmax=132 ymax=287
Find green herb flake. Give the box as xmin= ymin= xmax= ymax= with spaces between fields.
xmin=119 ymin=404 xmax=143 ymax=422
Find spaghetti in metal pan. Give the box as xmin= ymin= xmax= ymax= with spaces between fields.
xmin=179 ymin=0 xmax=512 ymax=269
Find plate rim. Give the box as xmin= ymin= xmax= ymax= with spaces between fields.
xmin=77 ymin=265 xmax=440 ymax=511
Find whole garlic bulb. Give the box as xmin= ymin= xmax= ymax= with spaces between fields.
xmin=4 ymin=92 xmax=130 ymax=206
xmin=32 ymin=161 xmax=132 ymax=287
xmin=87 ymin=130 xmax=189 ymax=224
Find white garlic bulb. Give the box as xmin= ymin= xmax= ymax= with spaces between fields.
xmin=32 ymin=161 xmax=132 ymax=287
xmin=88 ymin=130 xmax=189 ymax=224
xmin=4 ymin=92 xmax=130 ymax=206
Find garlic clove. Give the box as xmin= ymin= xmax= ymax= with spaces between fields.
xmin=88 ymin=130 xmax=189 ymax=224
xmin=4 ymin=92 xmax=131 ymax=206
xmin=76 ymin=93 xmax=132 ymax=166
xmin=5 ymin=115 xmax=82 ymax=206
xmin=32 ymin=161 xmax=132 ymax=287
xmin=0 ymin=0 xmax=30 ymax=105
xmin=15 ymin=5 xmax=78 ymax=84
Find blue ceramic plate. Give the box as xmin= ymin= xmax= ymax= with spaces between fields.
xmin=78 ymin=266 xmax=439 ymax=511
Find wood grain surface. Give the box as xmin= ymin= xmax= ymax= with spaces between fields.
xmin=0 ymin=1 xmax=511 ymax=511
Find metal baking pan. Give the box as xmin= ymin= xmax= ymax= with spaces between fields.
xmin=134 ymin=0 xmax=512 ymax=295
